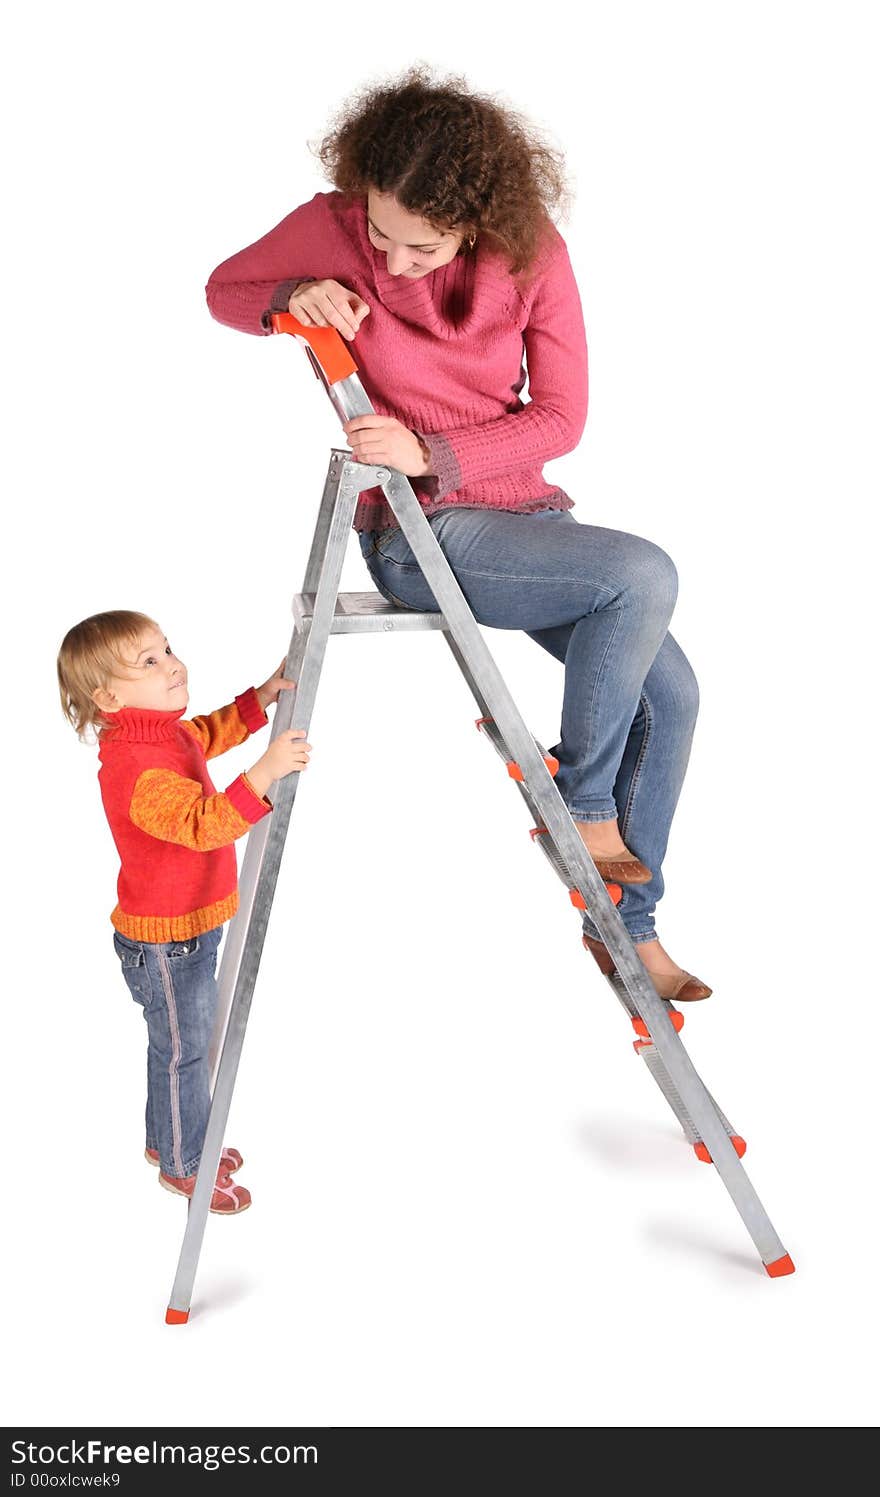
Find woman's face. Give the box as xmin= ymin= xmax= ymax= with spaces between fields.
xmin=366 ymin=189 xmax=466 ymax=277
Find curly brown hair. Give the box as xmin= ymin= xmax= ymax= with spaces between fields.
xmin=314 ymin=63 xmax=569 ymax=277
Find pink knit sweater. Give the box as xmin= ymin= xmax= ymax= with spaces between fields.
xmin=205 ymin=191 xmax=588 ymax=533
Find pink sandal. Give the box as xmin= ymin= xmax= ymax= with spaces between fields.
xmin=158 ymin=1165 xmax=251 ymax=1215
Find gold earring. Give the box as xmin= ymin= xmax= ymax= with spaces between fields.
xmin=467 ymin=230 xmax=477 ymax=248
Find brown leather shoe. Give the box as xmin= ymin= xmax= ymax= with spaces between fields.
xmin=582 ymin=934 xmax=712 ymax=1002
xmin=589 ymin=850 xmax=653 ymax=884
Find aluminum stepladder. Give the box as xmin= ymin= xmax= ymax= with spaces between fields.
xmin=165 ymin=313 xmax=794 ymax=1323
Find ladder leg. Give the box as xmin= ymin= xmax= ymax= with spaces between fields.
xmin=382 ymin=470 xmax=793 ymax=1277
xmin=207 ymin=452 xmax=355 ymax=1084
xmin=165 ymin=456 xmax=383 ymax=1324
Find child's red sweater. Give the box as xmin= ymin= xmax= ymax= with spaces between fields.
xmin=98 ymin=687 xmax=271 ymax=942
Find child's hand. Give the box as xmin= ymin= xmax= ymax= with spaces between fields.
xmin=246 ymin=730 xmax=311 ymax=800
xmin=256 ymin=661 xmax=297 ymax=712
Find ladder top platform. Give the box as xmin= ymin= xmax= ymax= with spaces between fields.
xmin=293 ymin=589 xmax=448 ymax=634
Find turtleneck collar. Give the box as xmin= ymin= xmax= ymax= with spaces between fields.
xmin=100 ymin=705 xmax=187 ymax=744
xmin=348 ymin=195 xmax=496 ymax=340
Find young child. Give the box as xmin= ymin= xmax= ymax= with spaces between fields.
xmin=57 ymin=610 xmax=311 ymax=1215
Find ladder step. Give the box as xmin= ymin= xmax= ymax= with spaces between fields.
xmin=529 ymin=827 xmax=622 ymax=908
xmin=601 ymin=965 xmax=686 ymax=1034
xmin=694 ymin=1136 xmax=747 ymax=1163
xmin=631 ymin=1010 xmax=684 ymax=1036
xmin=475 ymin=715 xmax=558 ymax=779
xmin=628 ymin=1011 xmax=685 ymax=1035
xmin=473 ymin=716 xmax=623 ymax=915
xmin=636 ymin=1041 xmax=703 ymax=1145
xmin=293 ymin=589 xmax=448 ymax=634
xmin=634 ymin=1037 xmax=746 ymax=1161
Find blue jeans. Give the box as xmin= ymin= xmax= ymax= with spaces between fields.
xmin=358 ymin=506 xmax=699 ymax=943
xmin=113 ymin=926 xmax=223 ymax=1178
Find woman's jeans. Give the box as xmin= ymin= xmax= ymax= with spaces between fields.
xmin=359 ymin=506 xmax=699 ymax=944
xmin=113 ymin=925 xmax=223 ymax=1178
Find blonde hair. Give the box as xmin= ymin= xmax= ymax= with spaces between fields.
xmin=57 ymin=610 xmax=159 ymax=740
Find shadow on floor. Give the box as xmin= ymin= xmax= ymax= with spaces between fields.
xmin=640 ymin=1218 xmax=767 ymax=1277
xmin=575 ymin=1113 xmax=691 ymax=1177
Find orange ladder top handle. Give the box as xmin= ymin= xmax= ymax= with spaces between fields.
xmin=270 ymin=312 xmax=359 ymax=385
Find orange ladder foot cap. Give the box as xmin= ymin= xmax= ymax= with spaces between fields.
xmin=165 ymin=1306 xmax=190 ymax=1325
xmin=765 ymin=1253 xmax=796 ymax=1278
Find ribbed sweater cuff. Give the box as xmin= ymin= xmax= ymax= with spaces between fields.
xmin=234 ymin=686 xmax=268 ymax=735
xmin=414 ymin=432 xmax=462 ymax=501
xmin=260 ymin=278 xmax=315 ymax=331
xmin=225 ymin=773 xmax=272 ymax=823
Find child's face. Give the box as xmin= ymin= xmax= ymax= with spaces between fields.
xmin=95 ymin=626 xmax=189 ymax=715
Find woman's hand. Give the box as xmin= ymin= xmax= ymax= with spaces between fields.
xmin=343 ymin=416 xmax=430 ymax=477
xmin=256 ymin=661 xmax=297 ymax=713
xmin=288 ymin=280 xmax=370 ymax=342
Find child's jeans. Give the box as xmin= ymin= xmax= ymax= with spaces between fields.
xmin=113 ymin=925 xmax=223 ymax=1179
xmin=358 ymin=505 xmax=700 ymax=944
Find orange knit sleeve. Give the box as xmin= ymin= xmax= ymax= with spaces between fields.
xmin=129 ymin=767 xmax=269 ymax=851
xmin=181 ymin=687 xmax=268 ymax=760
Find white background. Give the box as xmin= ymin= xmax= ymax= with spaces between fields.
xmin=3 ymin=0 xmax=878 ymax=1430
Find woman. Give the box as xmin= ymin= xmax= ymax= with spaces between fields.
xmin=205 ymin=66 xmax=708 ymax=1002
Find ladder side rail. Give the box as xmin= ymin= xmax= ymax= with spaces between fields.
xmin=301 ymin=449 xmax=359 ymax=594
xmin=168 ymin=617 xmax=314 ymax=1319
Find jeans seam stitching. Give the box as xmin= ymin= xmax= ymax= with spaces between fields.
xmin=620 ymin=691 xmax=653 ymax=841
xmin=581 ymin=606 xmax=624 ymax=791
xmin=156 ymin=950 xmax=185 ymax=1179
xmin=378 ymin=553 xmax=619 ymax=593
